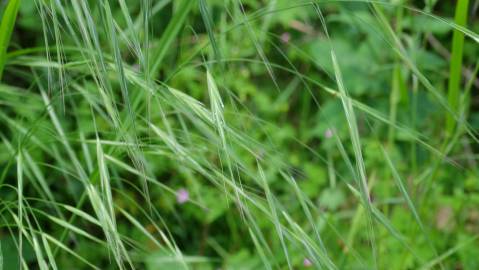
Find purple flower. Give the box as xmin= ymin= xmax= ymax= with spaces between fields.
xmin=176 ymin=188 xmax=189 ymax=204
xmin=324 ymin=128 xmax=333 ymax=139
xmin=303 ymin=258 xmax=312 ymax=267
xmin=280 ymin=32 xmax=291 ymax=44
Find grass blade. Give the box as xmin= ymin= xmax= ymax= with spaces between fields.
xmin=446 ymin=0 xmax=470 ymax=135
xmin=16 ymin=151 xmax=23 ymax=269
xmin=150 ymin=0 xmax=194 ymax=76
xmin=199 ymin=0 xmax=222 ymax=68
xmin=0 ymin=0 xmax=20 ymax=80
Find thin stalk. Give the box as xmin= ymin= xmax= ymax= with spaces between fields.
xmin=446 ymin=0 xmax=469 ymax=135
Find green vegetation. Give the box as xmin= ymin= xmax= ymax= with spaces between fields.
xmin=0 ymin=0 xmax=478 ymax=269
xmin=0 ymin=0 xmax=20 ymax=80
xmin=447 ymin=0 xmax=469 ymax=136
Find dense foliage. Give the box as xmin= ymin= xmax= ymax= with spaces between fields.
xmin=0 ymin=0 xmax=478 ymax=269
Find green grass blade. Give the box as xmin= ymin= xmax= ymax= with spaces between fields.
xmin=248 ymin=228 xmax=272 ymax=270
xmin=382 ymin=148 xmax=422 ymax=228
xmin=199 ymin=0 xmax=222 ymax=67
xmin=419 ymin=235 xmax=479 ymax=270
xmin=257 ymin=163 xmax=291 ymax=268
xmin=150 ymin=0 xmax=194 ymax=77
xmin=0 ymin=238 xmax=2 ymax=270
xmin=42 ymin=233 xmax=100 ymax=270
xmin=330 ymin=50 xmax=379 ymax=268
xmin=41 ymin=234 xmax=58 ymax=270
xmin=446 ymin=0 xmax=470 ymax=135
xmin=16 ymin=150 xmax=23 ymax=269
xmin=381 ymin=146 xmax=439 ymax=260
xmin=0 ymin=0 xmax=20 ymax=80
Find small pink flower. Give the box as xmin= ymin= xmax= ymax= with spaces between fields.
xmin=280 ymin=32 xmax=291 ymax=44
xmin=303 ymin=258 xmax=312 ymax=267
xmin=132 ymin=64 xmax=140 ymax=72
xmin=324 ymin=128 xmax=333 ymax=139
xmin=176 ymin=188 xmax=189 ymax=204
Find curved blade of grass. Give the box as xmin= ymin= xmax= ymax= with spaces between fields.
xmin=257 ymin=163 xmax=291 ymax=268
xmin=330 ymin=49 xmax=379 ymax=268
xmin=381 ymin=146 xmax=439 ymax=259
xmin=46 ymin=215 xmax=103 ymax=245
xmin=0 ymin=0 xmax=20 ymax=80
xmin=150 ymin=0 xmax=194 ymax=76
xmin=248 ymin=228 xmax=272 ymax=270
xmin=419 ymin=235 xmax=479 ymax=270
xmin=235 ymin=0 xmax=279 ymax=91
xmin=199 ymin=0 xmax=222 ymax=68
xmin=41 ymin=234 xmax=58 ymax=270
xmin=42 ymin=233 xmax=100 ymax=270
xmin=281 ymin=211 xmax=337 ymax=270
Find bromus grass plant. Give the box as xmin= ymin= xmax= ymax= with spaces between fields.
xmin=0 ymin=0 xmax=478 ymax=269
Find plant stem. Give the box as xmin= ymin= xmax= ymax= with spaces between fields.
xmin=446 ymin=0 xmax=469 ymax=136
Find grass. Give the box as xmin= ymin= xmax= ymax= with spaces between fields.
xmin=0 ymin=0 xmax=478 ymax=269
xmin=446 ymin=0 xmax=470 ymax=136
xmin=150 ymin=0 xmax=194 ymax=77
xmin=0 ymin=0 xmax=20 ymax=80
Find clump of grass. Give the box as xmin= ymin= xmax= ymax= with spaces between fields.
xmin=0 ymin=0 xmax=478 ymax=269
